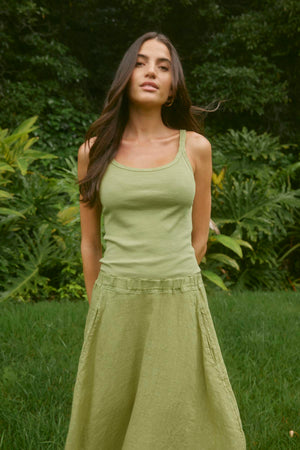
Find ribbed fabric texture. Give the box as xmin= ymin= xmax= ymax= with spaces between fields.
xmin=99 ymin=129 xmax=201 ymax=278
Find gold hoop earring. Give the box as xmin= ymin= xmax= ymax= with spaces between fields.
xmin=164 ymin=97 xmax=174 ymax=107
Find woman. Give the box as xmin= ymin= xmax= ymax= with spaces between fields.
xmin=65 ymin=31 xmax=246 ymax=449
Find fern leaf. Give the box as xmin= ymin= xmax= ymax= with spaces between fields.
xmin=201 ymin=270 xmax=228 ymax=290
xmin=0 ymin=264 xmax=48 ymax=302
xmin=207 ymin=253 xmax=240 ymax=270
xmin=0 ymin=207 xmax=25 ymax=218
xmin=211 ymin=234 xmax=243 ymax=258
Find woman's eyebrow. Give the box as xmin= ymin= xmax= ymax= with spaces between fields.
xmin=137 ymin=53 xmax=171 ymax=64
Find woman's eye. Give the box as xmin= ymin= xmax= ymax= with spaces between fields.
xmin=135 ymin=61 xmax=144 ymax=67
xmin=159 ymin=66 xmax=169 ymax=71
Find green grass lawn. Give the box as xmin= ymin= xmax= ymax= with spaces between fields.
xmin=0 ymin=290 xmax=299 ymax=449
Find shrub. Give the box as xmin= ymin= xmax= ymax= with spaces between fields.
xmin=0 ymin=117 xmax=85 ymax=302
xmin=210 ymin=127 xmax=300 ymax=290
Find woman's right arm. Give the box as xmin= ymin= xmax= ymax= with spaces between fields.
xmin=78 ymin=140 xmax=102 ymax=304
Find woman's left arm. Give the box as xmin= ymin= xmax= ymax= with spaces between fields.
xmin=189 ymin=132 xmax=213 ymax=265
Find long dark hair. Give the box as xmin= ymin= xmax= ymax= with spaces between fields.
xmin=80 ymin=31 xmax=216 ymax=207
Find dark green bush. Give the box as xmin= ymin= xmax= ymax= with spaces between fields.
xmin=0 ymin=117 xmax=85 ymax=302
xmin=211 ymin=127 xmax=300 ymax=290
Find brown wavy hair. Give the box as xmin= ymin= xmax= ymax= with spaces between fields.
xmin=79 ymin=31 xmax=218 ymax=207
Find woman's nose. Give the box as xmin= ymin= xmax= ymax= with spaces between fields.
xmin=145 ymin=64 xmax=156 ymax=78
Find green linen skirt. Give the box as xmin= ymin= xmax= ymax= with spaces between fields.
xmin=65 ymin=271 xmax=246 ymax=450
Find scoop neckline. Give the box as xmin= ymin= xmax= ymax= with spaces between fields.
xmin=111 ymin=129 xmax=185 ymax=172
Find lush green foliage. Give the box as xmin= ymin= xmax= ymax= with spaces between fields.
xmin=201 ymin=230 xmax=253 ymax=291
xmin=1 ymin=291 xmax=300 ymax=448
xmin=191 ymin=56 xmax=289 ymax=116
xmin=0 ymin=0 xmax=95 ymax=166
xmin=1 ymin=0 xmax=300 ymax=144
xmin=210 ymin=127 xmax=300 ymax=289
xmin=1 ymin=1 xmax=299 ymax=295
xmin=0 ymin=117 xmax=86 ymax=302
xmin=0 ymin=0 xmax=88 ymax=128
xmin=32 ymin=98 xmax=97 ymax=162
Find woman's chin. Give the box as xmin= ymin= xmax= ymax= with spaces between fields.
xmin=130 ymin=98 xmax=166 ymax=109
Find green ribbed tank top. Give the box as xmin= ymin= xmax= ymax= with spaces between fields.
xmin=99 ymin=129 xmax=201 ymax=278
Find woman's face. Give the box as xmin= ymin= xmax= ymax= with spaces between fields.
xmin=127 ymin=39 xmax=173 ymax=108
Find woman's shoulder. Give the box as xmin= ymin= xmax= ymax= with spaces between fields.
xmin=77 ymin=137 xmax=98 ymax=177
xmin=185 ymin=131 xmax=211 ymax=160
xmin=186 ymin=130 xmax=211 ymax=146
xmin=78 ymin=137 xmax=97 ymax=161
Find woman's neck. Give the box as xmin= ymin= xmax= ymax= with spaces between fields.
xmin=124 ymin=104 xmax=171 ymax=142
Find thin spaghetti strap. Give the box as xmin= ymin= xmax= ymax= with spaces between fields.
xmin=179 ymin=129 xmax=187 ymax=154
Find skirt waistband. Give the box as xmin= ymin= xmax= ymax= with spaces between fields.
xmin=96 ymin=271 xmax=203 ymax=292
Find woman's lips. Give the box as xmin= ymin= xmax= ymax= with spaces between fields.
xmin=140 ymin=82 xmax=159 ymax=91
xmin=141 ymin=85 xmax=158 ymax=92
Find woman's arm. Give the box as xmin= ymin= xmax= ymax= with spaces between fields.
xmin=78 ymin=140 xmax=102 ymax=304
xmin=188 ymin=132 xmax=213 ymax=265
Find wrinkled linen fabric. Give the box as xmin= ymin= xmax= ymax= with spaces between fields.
xmin=65 ymin=271 xmax=246 ymax=449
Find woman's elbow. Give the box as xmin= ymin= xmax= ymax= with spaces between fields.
xmin=81 ymin=238 xmax=102 ymax=256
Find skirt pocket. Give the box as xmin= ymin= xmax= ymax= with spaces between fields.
xmin=197 ymin=303 xmax=225 ymax=373
xmin=196 ymin=284 xmax=245 ymax=437
xmin=81 ymin=280 xmax=106 ymax=356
